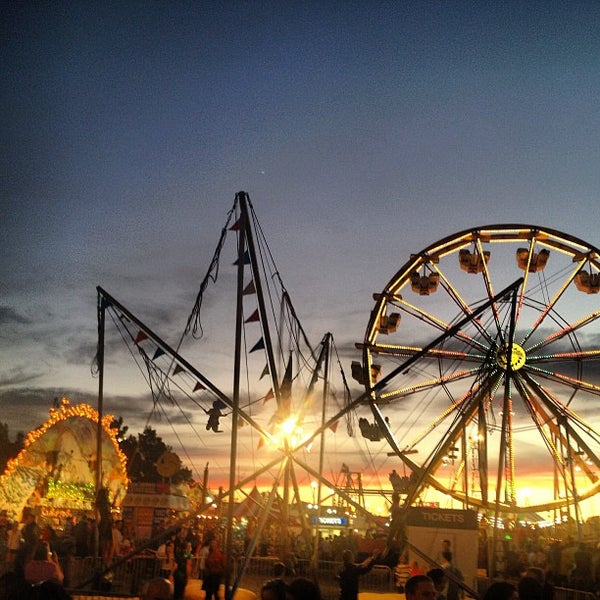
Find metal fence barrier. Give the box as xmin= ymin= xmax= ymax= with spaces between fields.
xmin=553 ymin=587 xmax=597 ymax=600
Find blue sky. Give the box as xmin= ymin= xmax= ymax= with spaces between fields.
xmin=2 ymin=2 xmax=600 ymax=514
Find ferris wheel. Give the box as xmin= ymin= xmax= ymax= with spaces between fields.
xmin=356 ymin=225 xmax=600 ymax=519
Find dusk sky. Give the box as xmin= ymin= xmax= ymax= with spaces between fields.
xmin=2 ymin=3 xmax=600 ymax=516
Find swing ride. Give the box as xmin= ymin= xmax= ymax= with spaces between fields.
xmin=94 ymin=196 xmax=600 ymax=593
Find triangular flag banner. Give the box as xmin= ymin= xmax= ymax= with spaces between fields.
xmin=229 ymin=218 xmax=241 ymax=231
xmin=279 ymin=354 xmax=293 ymax=418
xmin=244 ymin=309 xmax=260 ymax=323
xmin=193 ymin=382 xmax=205 ymax=392
xmin=233 ymin=250 xmax=251 ymax=265
xmin=257 ymin=436 xmax=264 ymax=449
xmin=259 ymin=364 xmax=269 ymax=380
xmin=263 ymin=388 xmax=274 ymax=404
xmin=250 ymin=337 xmax=265 ymax=353
xmin=329 ymin=421 xmax=339 ymax=433
xmin=134 ymin=331 xmax=148 ymax=344
xmin=173 ymin=364 xmax=184 ymax=376
xmin=243 ymin=280 xmax=256 ymax=295
xmin=152 ymin=348 xmax=166 ymax=360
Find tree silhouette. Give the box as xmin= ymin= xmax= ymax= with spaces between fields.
xmin=0 ymin=422 xmax=25 ymax=474
xmin=113 ymin=422 xmax=192 ymax=484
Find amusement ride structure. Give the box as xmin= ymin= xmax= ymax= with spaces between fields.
xmin=356 ymin=224 xmax=600 ymax=527
xmin=93 ymin=193 xmax=600 ymax=593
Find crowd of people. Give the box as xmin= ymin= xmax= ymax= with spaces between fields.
xmin=2 ymin=504 xmax=600 ymax=600
xmin=0 ymin=510 xmax=74 ymax=599
xmin=501 ymin=537 xmax=600 ymax=592
xmin=0 ymin=507 xmax=229 ymax=600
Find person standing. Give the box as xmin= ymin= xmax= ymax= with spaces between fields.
xmin=395 ymin=552 xmax=411 ymax=593
xmin=21 ymin=513 xmax=40 ymax=549
xmin=436 ymin=540 xmax=451 ymax=563
xmin=202 ymin=539 xmax=226 ymax=600
xmin=159 ymin=541 xmax=177 ymax=581
xmin=6 ymin=521 xmax=22 ymax=568
xmin=24 ymin=541 xmax=64 ymax=586
xmin=172 ymin=541 xmax=192 ymax=600
xmin=197 ymin=540 xmax=209 ymax=580
xmin=94 ymin=487 xmax=114 ymax=565
xmin=440 ymin=551 xmax=464 ymax=600
xmin=111 ymin=520 xmax=123 ymax=559
xmin=337 ymin=549 xmax=379 ymax=600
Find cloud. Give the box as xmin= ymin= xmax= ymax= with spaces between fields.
xmin=0 ymin=306 xmax=31 ymax=326
xmin=0 ymin=387 xmax=151 ymax=438
xmin=0 ymin=368 xmax=42 ymax=388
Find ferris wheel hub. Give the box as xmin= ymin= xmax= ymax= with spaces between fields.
xmin=495 ymin=342 xmax=526 ymax=371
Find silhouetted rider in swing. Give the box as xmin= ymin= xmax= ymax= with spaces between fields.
xmin=205 ymin=401 xmax=228 ymax=432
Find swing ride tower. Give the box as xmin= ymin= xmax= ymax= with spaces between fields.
xmin=95 ymin=192 xmax=367 ymax=596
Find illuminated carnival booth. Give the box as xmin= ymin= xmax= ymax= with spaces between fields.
xmin=0 ymin=398 xmax=128 ymax=529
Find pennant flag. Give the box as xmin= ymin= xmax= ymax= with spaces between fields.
xmin=259 ymin=364 xmax=269 ymax=380
xmin=279 ymin=354 xmax=293 ymax=419
xmin=244 ymin=309 xmax=260 ymax=323
xmin=193 ymin=382 xmax=206 ymax=392
xmin=329 ymin=421 xmax=339 ymax=433
xmin=262 ymin=388 xmax=274 ymax=404
xmin=229 ymin=218 xmax=241 ymax=231
xmin=250 ymin=337 xmax=265 ymax=353
xmin=173 ymin=364 xmax=184 ymax=376
xmin=233 ymin=250 xmax=251 ymax=265
xmin=243 ymin=280 xmax=256 ymax=295
xmin=152 ymin=348 xmax=165 ymax=360
xmin=134 ymin=331 xmax=148 ymax=344
xmin=257 ymin=436 xmax=264 ymax=449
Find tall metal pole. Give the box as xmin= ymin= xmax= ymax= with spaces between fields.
xmin=95 ymin=293 xmax=107 ymax=559
xmin=312 ymin=333 xmax=331 ymax=574
xmin=225 ymin=192 xmax=247 ymax=600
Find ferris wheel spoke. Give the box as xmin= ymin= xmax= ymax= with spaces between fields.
xmin=475 ymin=238 xmax=504 ymax=337
xmin=514 ymin=239 xmax=538 ymax=325
xmin=391 ymin=296 xmax=490 ymax=354
xmin=523 ymin=365 xmax=600 ymax=397
xmin=512 ymin=376 xmax=568 ymax=470
xmin=520 ymin=262 xmax=583 ymax=346
xmin=516 ymin=377 xmax=599 ymax=496
xmin=494 ymin=378 xmax=516 ymax=507
xmin=378 ymin=367 xmax=482 ymax=403
xmin=413 ymin=375 xmax=500 ymax=506
xmin=519 ymin=371 xmax=600 ymax=442
xmin=360 ymin=342 xmax=488 ymax=363
xmin=411 ymin=393 xmax=483 ymax=502
xmin=432 ymin=264 xmax=496 ymax=346
xmin=527 ymin=348 xmax=600 ymax=363
xmin=527 ymin=309 xmax=600 ymax=353
xmin=401 ymin=388 xmax=477 ymax=451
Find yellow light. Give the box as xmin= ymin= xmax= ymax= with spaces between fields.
xmin=281 ymin=416 xmax=297 ymax=435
